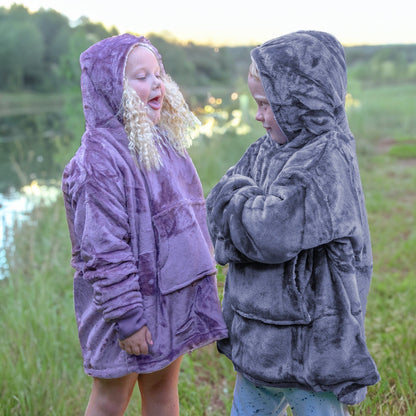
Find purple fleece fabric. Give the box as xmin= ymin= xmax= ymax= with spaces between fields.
xmin=62 ymin=34 xmax=227 ymax=378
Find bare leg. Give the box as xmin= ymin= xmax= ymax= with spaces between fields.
xmin=138 ymin=356 xmax=183 ymax=416
xmin=85 ymin=373 xmax=138 ymax=416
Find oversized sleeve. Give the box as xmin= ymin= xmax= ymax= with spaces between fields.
xmin=65 ymin=149 xmax=146 ymax=340
xmin=207 ymin=139 xmax=365 ymax=265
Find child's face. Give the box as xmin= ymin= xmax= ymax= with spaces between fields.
xmin=125 ymin=46 xmax=165 ymax=124
xmin=248 ymin=75 xmax=287 ymax=144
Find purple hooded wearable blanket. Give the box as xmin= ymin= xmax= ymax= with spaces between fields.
xmin=206 ymin=31 xmax=380 ymax=405
xmin=62 ymin=33 xmax=227 ymax=378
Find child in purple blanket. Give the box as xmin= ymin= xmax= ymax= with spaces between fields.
xmin=62 ymin=33 xmax=227 ymax=416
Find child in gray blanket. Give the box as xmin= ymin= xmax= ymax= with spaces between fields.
xmin=206 ymin=30 xmax=380 ymax=416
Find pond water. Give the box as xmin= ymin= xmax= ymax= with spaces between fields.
xmin=0 ymin=182 xmax=61 ymax=279
xmin=0 ymin=110 xmax=69 ymax=279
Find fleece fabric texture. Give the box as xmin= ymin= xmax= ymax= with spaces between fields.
xmin=62 ymin=33 xmax=227 ymax=378
xmin=206 ymin=31 xmax=380 ymax=405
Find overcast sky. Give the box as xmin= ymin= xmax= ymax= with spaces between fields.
xmin=2 ymin=0 xmax=415 ymax=46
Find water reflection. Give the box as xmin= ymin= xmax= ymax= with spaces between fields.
xmin=0 ymin=104 xmax=70 ymax=278
xmin=0 ymin=181 xmax=60 ymax=279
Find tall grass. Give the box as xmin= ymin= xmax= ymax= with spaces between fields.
xmin=1 ymin=81 xmax=415 ymax=415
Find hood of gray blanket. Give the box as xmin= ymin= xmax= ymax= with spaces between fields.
xmin=251 ymin=30 xmax=351 ymax=144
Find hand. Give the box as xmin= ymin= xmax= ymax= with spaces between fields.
xmin=119 ymin=325 xmax=153 ymax=355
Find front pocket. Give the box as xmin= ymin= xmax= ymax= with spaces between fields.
xmin=228 ymin=258 xmax=312 ymax=325
xmin=152 ymin=201 xmax=216 ymax=295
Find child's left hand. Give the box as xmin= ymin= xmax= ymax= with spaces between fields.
xmin=119 ymin=325 xmax=153 ymax=355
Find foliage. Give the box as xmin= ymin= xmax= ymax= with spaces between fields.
xmin=0 ymin=4 xmax=116 ymax=92
xmin=0 ymin=11 xmax=44 ymax=91
xmin=1 ymin=4 xmax=416 ymax=95
xmin=346 ymin=44 xmax=416 ymax=85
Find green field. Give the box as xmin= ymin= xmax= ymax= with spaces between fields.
xmin=1 ymin=81 xmax=415 ymax=415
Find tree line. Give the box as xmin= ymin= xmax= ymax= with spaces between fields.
xmin=1 ymin=4 xmax=415 ymax=94
xmin=0 ymin=4 xmax=247 ymax=93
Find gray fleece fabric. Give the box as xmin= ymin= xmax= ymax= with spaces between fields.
xmin=206 ymin=31 xmax=380 ymax=405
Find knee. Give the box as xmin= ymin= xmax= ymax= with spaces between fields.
xmin=139 ymin=359 xmax=181 ymax=400
xmin=138 ymin=374 xmax=180 ymax=412
xmin=87 ymin=392 xmax=132 ymax=416
xmin=86 ymin=375 xmax=137 ymax=416
xmin=101 ymin=398 xmax=128 ymax=416
xmin=141 ymin=378 xmax=179 ymax=401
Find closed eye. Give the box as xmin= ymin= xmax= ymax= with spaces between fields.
xmin=136 ymin=72 xmax=162 ymax=80
xmin=257 ymin=100 xmax=269 ymax=108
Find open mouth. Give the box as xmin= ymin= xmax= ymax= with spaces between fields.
xmin=148 ymin=95 xmax=162 ymax=110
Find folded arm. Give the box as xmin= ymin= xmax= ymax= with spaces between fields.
xmin=207 ymin=170 xmax=334 ymax=265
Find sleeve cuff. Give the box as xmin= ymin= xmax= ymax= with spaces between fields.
xmin=116 ymin=310 xmax=147 ymax=341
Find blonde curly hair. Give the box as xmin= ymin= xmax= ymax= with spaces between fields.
xmin=122 ymin=49 xmax=200 ymax=170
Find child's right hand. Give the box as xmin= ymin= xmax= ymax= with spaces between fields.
xmin=119 ymin=326 xmax=153 ymax=355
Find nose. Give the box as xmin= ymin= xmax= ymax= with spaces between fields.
xmin=255 ymin=108 xmax=264 ymax=122
xmin=152 ymin=75 xmax=161 ymax=89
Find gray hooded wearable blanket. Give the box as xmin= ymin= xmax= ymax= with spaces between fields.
xmin=206 ymin=31 xmax=380 ymax=405
xmin=62 ymin=34 xmax=227 ymax=378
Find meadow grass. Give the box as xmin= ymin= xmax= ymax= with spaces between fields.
xmin=1 ymin=81 xmax=415 ymax=415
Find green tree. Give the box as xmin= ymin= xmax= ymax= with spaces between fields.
xmin=148 ymin=33 xmax=196 ymax=86
xmin=59 ymin=19 xmax=118 ymax=88
xmin=0 ymin=20 xmax=44 ymax=90
xmin=74 ymin=16 xmax=118 ymax=42
xmin=33 ymin=8 xmax=71 ymax=89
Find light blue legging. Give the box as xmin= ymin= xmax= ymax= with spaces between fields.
xmin=231 ymin=373 xmax=350 ymax=416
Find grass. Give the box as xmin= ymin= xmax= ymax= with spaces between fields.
xmin=389 ymin=140 xmax=416 ymax=159
xmin=349 ymin=157 xmax=416 ymax=415
xmin=0 ymin=199 xmax=236 ymax=416
xmin=1 ymin=80 xmax=416 ymax=415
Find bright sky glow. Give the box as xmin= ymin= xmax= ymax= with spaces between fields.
xmin=1 ymin=0 xmax=415 ymax=46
